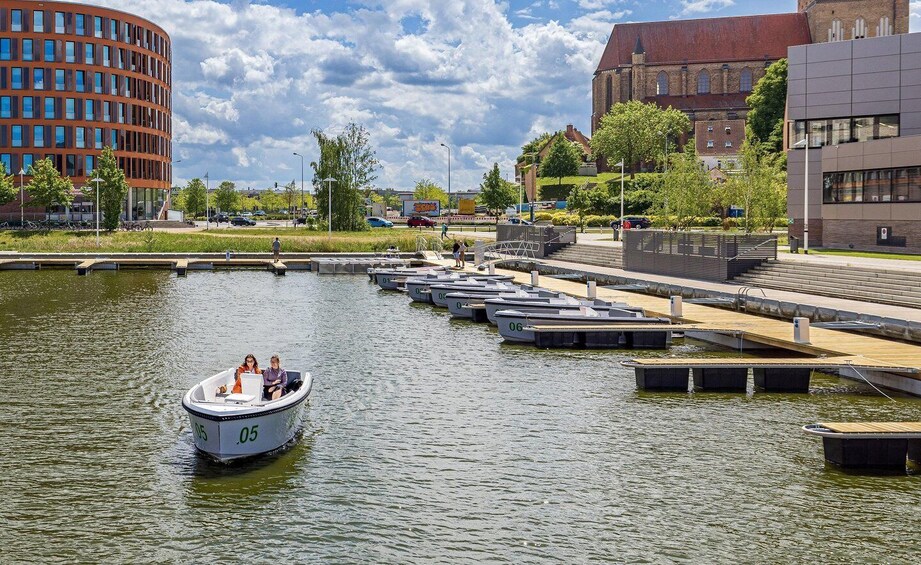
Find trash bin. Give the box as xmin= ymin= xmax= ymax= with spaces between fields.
xmin=789 ymin=236 xmax=799 ymax=254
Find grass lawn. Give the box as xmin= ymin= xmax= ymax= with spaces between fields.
xmin=537 ymin=171 xmax=623 ymax=187
xmin=0 ymin=228 xmax=480 ymax=253
xmin=805 ymin=248 xmax=921 ymax=261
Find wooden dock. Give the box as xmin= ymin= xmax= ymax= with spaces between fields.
xmin=804 ymin=422 xmax=921 ymax=470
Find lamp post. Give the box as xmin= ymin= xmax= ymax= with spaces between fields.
xmin=18 ymin=168 xmax=25 ymax=226
xmin=90 ymin=176 xmax=102 ymax=247
xmin=440 ymin=143 xmax=451 ymax=223
xmin=793 ymin=136 xmax=810 ymax=254
xmin=322 ymin=177 xmax=336 ymax=235
xmin=204 ymin=172 xmax=210 ymax=230
xmin=615 ymin=160 xmax=625 ymax=240
xmin=293 ymin=152 xmax=304 ymax=226
xmin=521 ymin=151 xmax=537 ymax=222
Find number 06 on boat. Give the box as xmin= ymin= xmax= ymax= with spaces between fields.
xmin=182 ymin=368 xmax=313 ymax=462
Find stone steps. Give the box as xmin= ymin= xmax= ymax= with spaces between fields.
xmin=546 ymin=244 xmax=622 ymax=268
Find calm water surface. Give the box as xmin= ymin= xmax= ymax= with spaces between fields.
xmin=1 ymin=271 xmax=920 ymax=562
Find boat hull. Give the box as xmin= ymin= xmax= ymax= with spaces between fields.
xmin=185 ymin=402 xmax=307 ymax=462
xmin=484 ymin=299 xmax=641 ymax=324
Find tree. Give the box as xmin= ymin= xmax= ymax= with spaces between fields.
xmin=282 ymin=180 xmax=299 ymax=214
xmin=182 ymin=178 xmax=206 ymax=218
xmin=478 ymin=163 xmax=516 ymax=224
xmin=259 ymin=189 xmax=285 ymax=213
xmin=82 ymin=146 xmax=129 ymax=231
xmin=518 ymin=132 xmax=552 ymax=163
xmin=717 ymin=140 xmax=787 ymax=233
xmin=746 ymin=59 xmax=788 ymax=154
xmin=539 ymin=136 xmax=582 ymax=192
xmin=567 ymin=183 xmax=593 ymax=232
xmin=311 ymin=123 xmax=379 ymax=231
xmin=0 ymin=162 xmax=15 ymax=207
xmin=655 ymin=145 xmax=714 ymax=230
xmin=26 ymin=158 xmax=73 ymax=210
xmin=214 ymin=180 xmax=240 ymax=213
xmin=591 ymin=100 xmax=690 ymax=178
xmin=413 ymin=179 xmax=449 ymax=208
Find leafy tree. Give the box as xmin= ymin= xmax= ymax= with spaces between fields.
xmin=182 ymin=178 xmax=206 ymax=218
xmin=0 ymin=162 xmax=15 ymax=207
xmin=716 ymin=140 xmax=787 ymax=233
xmin=567 ymin=183 xmax=593 ymax=232
xmin=539 ymin=136 xmax=582 ymax=192
xmin=240 ymin=195 xmax=259 ymax=212
xmin=282 ymin=180 xmax=299 ymax=214
xmin=82 ymin=146 xmax=129 ymax=231
xmin=214 ymin=180 xmax=240 ymax=213
xmin=259 ymin=189 xmax=285 ymax=213
xmin=518 ymin=132 xmax=552 ymax=163
xmin=170 ymin=189 xmax=186 ymax=212
xmin=412 ymin=179 xmax=449 ymax=207
xmin=655 ymin=145 xmax=714 ymax=230
xmin=478 ymin=163 xmax=516 ymax=224
xmin=591 ymin=100 xmax=690 ymax=178
xmin=311 ymin=123 xmax=379 ymax=231
xmin=26 ymin=158 xmax=73 ymax=210
xmin=377 ymin=189 xmax=402 ymax=210
xmin=746 ymin=59 xmax=788 ymax=154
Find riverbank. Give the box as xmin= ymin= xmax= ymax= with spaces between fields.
xmin=0 ymin=229 xmax=486 ymax=253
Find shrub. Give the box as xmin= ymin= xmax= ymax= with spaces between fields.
xmin=551 ymin=213 xmax=578 ymax=226
xmin=722 ymin=217 xmax=737 ymax=231
xmin=534 ymin=212 xmax=555 ymax=222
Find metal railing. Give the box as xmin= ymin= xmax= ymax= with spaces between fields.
xmin=479 ymin=240 xmax=540 ymax=267
xmin=623 ymin=231 xmax=777 ymax=281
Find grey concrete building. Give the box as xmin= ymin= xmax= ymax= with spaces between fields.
xmin=787 ymin=32 xmax=921 ymax=252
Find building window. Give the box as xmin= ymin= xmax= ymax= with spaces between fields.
xmin=85 ymin=43 xmax=95 ymax=64
xmin=0 ymin=39 xmax=10 ymax=61
xmin=34 ymin=126 xmax=44 ymax=147
xmin=791 ymin=115 xmax=900 ymax=148
xmin=740 ymin=68 xmax=753 ymax=92
xmin=725 ymin=127 xmax=732 ymax=134
xmin=45 ymin=39 xmax=55 ymax=62
xmin=707 ymin=126 xmax=713 ymax=133
xmin=103 ymin=102 xmax=111 ymax=122
xmin=11 ymin=10 xmax=23 ymax=32
xmin=55 ymin=69 xmax=65 ymax=91
xmin=103 ymin=45 xmax=110 ymax=67
xmin=45 ymin=97 xmax=55 ymax=119
xmin=94 ymin=16 xmax=103 ymax=38
xmin=111 ymin=129 xmax=118 ymax=149
xmin=656 ymin=72 xmax=668 ymax=96
xmin=878 ymin=16 xmax=892 ymax=37
xmin=95 ymin=128 xmax=103 ymax=149
xmin=95 ymin=72 xmax=103 ymax=94
xmin=76 ymin=14 xmax=85 ymax=36
xmin=110 ymin=75 xmax=118 ymax=95
xmin=854 ymin=17 xmax=867 ymax=39
xmin=66 ymin=98 xmax=76 ymax=120
xmin=0 ymin=154 xmax=10 ymax=173
xmin=23 ymin=39 xmax=33 ymax=61
xmin=66 ymin=41 xmax=76 ymax=63
xmin=697 ymin=70 xmax=710 ymax=94
xmin=23 ymin=97 xmax=33 ymax=119
xmin=707 ymin=140 xmax=714 ymax=148
xmin=55 ymin=12 xmax=65 ymax=34
xmin=829 ymin=19 xmax=843 ymax=41
xmin=33 ymin=68 xmax=44 ymax=90
xmin=76 ymin=127 xmax=85 ymax=148
xmin=55 ymin=126 xmax=65 ymax=148
xmin=76 ymin=70 xmax=85 ymax=92
xmin=35 ymin=11 xmax=45 ymax=33
xmin=23 ymin=154 xmax=34 ymax=172
xmin=66 ymin=154 xmax=76 ymax=177
xmin=85 ymin=99 xmax=94 ymax=120
xmin=11 ymin=67 xmax=23 ymax=90
xmin=12 ymin=125 xmax=23 ymax=147
xmin=0 ymin=97 xmax=10 ymax=119
xmin=725 ymin=141 xmax=733 ymax=148
xmin=110 ymin=20 xmax=118 ymax=41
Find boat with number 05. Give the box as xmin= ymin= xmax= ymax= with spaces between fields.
xmin=182 ymin=368 xmax=313 ymax=463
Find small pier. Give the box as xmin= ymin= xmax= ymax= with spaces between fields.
xmin=804 ymin=422 xmax=921 ymax=471
xmin=528 ymin=323 xmax=707 ymax=350
xmin=313 ymin=257 xmax=408 ymax=275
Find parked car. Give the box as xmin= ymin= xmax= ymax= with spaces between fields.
xmin=209 ymin=213 xmax=230 ymax=223
xmin=230 ymin=216 xmax=257 ymax=226
xmin=367 ymin=216 xmax=394 ymax=228
xmin=610 ymin=216 xmax=652 ymax=229
xmin=407 ymin=216 xmax=436 ymax=228
xmin=241 ymin=212 xmax=253 ymax=218
xmin=508 ymin=218 xmax=533 ymax=225
xmin=294 ymin=216 xmax=307 ymax=225
xmin=253 ymin=210 xmax=267 ymax=217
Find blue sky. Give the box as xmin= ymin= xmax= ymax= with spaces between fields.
xmin=72 ymin=0 xmax=920 ymax=191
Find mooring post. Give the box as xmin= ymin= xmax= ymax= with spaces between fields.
xmin=670 ymin=295 xmax=683 ymax=318
xmin=531 ymin=270 xmax=539 ymax=286
xmin=794 ymin=317 xmax=811 ymax=344
xmin=488 ymin=263 xmax=495 ymax=275
xmin=587 ymin=280 xmax=597 ymax=299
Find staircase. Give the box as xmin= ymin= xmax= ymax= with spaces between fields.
xmin=733 ymin=261 xmax=921 ymax=308
xmin=545 ymin=244 xmax=623 ymax=269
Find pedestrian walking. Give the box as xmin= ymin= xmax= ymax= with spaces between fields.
xmin=441 ymin=222 xmax=448 ymax=240
xmin=459 ymin=240 xmax=468 ymax=268
xmin=272 ymin=237 xmax=281 ymax=261
xmin=452 ymin=240 xmax=461 ymax=268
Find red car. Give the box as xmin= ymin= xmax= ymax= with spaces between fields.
xmin=407 ymin=216 xmax=436 ymax=228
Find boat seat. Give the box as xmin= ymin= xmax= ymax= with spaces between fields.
xmin=284 ymin=371 xmax=302 ymax=394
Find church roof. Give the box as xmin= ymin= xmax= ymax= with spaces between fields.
xmin=596 ymin=13 xmax=811 ymax=73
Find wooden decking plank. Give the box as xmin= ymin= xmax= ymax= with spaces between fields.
xmin=822 ymin=422 xmax=921 ymax=434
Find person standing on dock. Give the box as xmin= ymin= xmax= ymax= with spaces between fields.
xmin=459 ymin=240 xmax=468 ymax=268
xmin=452 ymin=240 xmax=461 ymax=268
xmin=272 ymin=237 xmax=281 ymax=262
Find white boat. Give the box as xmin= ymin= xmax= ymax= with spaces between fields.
xmin=446 ymin=288 xmax=561 ymax=319
xmin=182 ymin=368 xmax=313 ymax=463
xmin=484 ymin=296 xmax=643 ymax=324
xmin=370 ymin=266 xmax=448 ymax=290
xmin=405 ymin=273 xmax=514 ymax=303
xmin=494 ymin=307 xmax=670 ymax=344
xmin=430 ymin=280 xmax=522 ymax=307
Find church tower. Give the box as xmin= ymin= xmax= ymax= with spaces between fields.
xmin=798 ymin=0 xmax=910 ymax=43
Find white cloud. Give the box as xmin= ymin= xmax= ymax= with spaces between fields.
xmin=680 ymin=0 xmax=734 ymax=15
xmin=911 ymin=1 xmax=920 ymax=33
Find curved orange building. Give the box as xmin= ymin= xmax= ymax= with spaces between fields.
xmin=0 ymin=0 xmax=172 ymax=221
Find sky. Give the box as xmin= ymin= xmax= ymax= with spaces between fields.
xmin=70 ymin=0 xmax=921 ymax=192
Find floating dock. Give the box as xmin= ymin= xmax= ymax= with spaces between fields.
xmin=804 ymin=422 xmax=921 ymax=471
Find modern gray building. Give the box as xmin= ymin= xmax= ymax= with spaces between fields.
xmin=787 ymin=32 xmax=921 ymax=252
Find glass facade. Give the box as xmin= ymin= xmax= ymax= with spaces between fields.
xmin=824 ymin=167 xmax=921 ymax=203
xmin=790 ymin=115 xmax=900 ymax=148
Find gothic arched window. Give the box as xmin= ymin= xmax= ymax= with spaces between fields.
xmin=854 ymin=18 xmax=867 ymax=39
xmin=656 ymin=72 xmax=669 ymax=96
xmin=697 ymin=70 xmax=710 ymax=94
xmin=829 ymin=19 xmax=843 ymax=41
xmin=740 ymin=68 xmax=753 ymax=93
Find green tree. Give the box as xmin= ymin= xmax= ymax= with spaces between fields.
xmin=182 ymin=178 xmax=207 ymax=218
xmin=82 ymin=146 xmax=129 ymax=231
xmin=591 ymin=100 xmax=691 ymax=178
xmin=518 ymin=132 xmax=552 ymax=164
xmin=539 ymin=136 xmax=582 ymax=192
xmin=655 ymin=145 xmax=714 ymax=230
xmin=0 ymin=162 xmax=15 ymax=207
xmin=717 ymin=140 xmax=787 ymax=233
xmin=311 ymin=123 xmax=379 ymax=231
xmin=214 ymin=180 xmax=240 ymax=213
xmin=282 ymin=180 xmax=299 ymax=215
xmin=413 ymin=179 xmax=449 ymax=208
xmin=26 ymin=158 xmax=74 ymax=210
xmin=746 ymin=59 xmax=788 ymax=154
xmin=567 ymin=182 xmax=593 ymax=232
xmin=478 ymin=163 xmax=516 ymax=224
xmin=259 ymin=189 xmax=284 ymax=213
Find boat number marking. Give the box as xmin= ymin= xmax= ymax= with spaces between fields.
xmin=509 ymin=322 xmax=523 ymax=332
xmin=238 ymin=425 xmax=259 ymax=444
xmin=456 ymin=302 xmax=462 ymax=309
xmin=193 ymin=422 xmax=208 ymax=441
xmin=438 ymin=292 xmax=446 ymax=299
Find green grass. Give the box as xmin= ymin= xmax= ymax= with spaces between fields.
xmin=537 ymin=171 xmax=623 ymax=187
xmin=804 ymin=248 xmax=921 ymax=261
xmin=0 ymin=229 xmax=486 ymax=254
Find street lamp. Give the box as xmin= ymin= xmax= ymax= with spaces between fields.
xmin=440 ymin=143 xmax=451 ymax=223
xmin=322 ymin=177 xmax=336 ymax=235
xmin=792 ymin=136 xmax=810 ymax=254
xmin=615 ymin=160 xmax=625 ymax=240
xmin=18 ymin=168 xmax=25 ymax=226
xmin=293 ymin=152 xmax=305 ymax=226
xmin=90 ymin=176 xmax=103 ymax=247
xmin=204 ymin=172 xmax=210 ymax=230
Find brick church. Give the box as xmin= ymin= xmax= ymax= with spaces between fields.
xmin=591 ymin=0 xmax=911 ymax=169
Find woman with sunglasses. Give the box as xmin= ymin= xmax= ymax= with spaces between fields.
xmin=231 ymin=354 xmax=262 ymax=394
xmin=262 ymin=354 xmax=288 ymax=400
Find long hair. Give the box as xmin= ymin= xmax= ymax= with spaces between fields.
xmin=242 ymin=353 xmax=259 ymax=371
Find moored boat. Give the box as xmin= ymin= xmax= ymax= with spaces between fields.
xmin=405 ymin=273 xmax=514 ymax=303
xmin=182 ymin=368 xmax=313 ymax=463
xmin=494 ymin=307 xmax=670 ymax=344
xmin=370 ymin=266 xmax=448 ymax=289
xmin=484 ymin=296 xmax=643 ymax=324
xmin=446 ymin=288 xmax=562 ymax=319
xmin=430 ymin=280 xmax=522 ymax=307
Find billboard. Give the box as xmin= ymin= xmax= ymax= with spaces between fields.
xmin=402 ymin=200 xmax=441 ymax=217
xmin=458 ymin=198 xmax=476 ymax=215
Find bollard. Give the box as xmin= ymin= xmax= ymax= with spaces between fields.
xmin=531 ymin=270 xmax=539 ymax=286
xmin=225 ymin=250 xmax=231 ymax=262
xmin=488 ymin=263 xmax=495 ymax=275
xmin=794 ymin=317 xmax=811 ymax=344
xmin=670 ymin=295 xmax=683 ymax=318
xmin=587 ymin=280 xmax=597 ymax=299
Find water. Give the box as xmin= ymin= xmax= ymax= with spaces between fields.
xmin=1 ymin=271 xmax=920 ymax=562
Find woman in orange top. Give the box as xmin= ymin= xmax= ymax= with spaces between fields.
xmin=232 ymin=354 xmax=262 ymax=394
